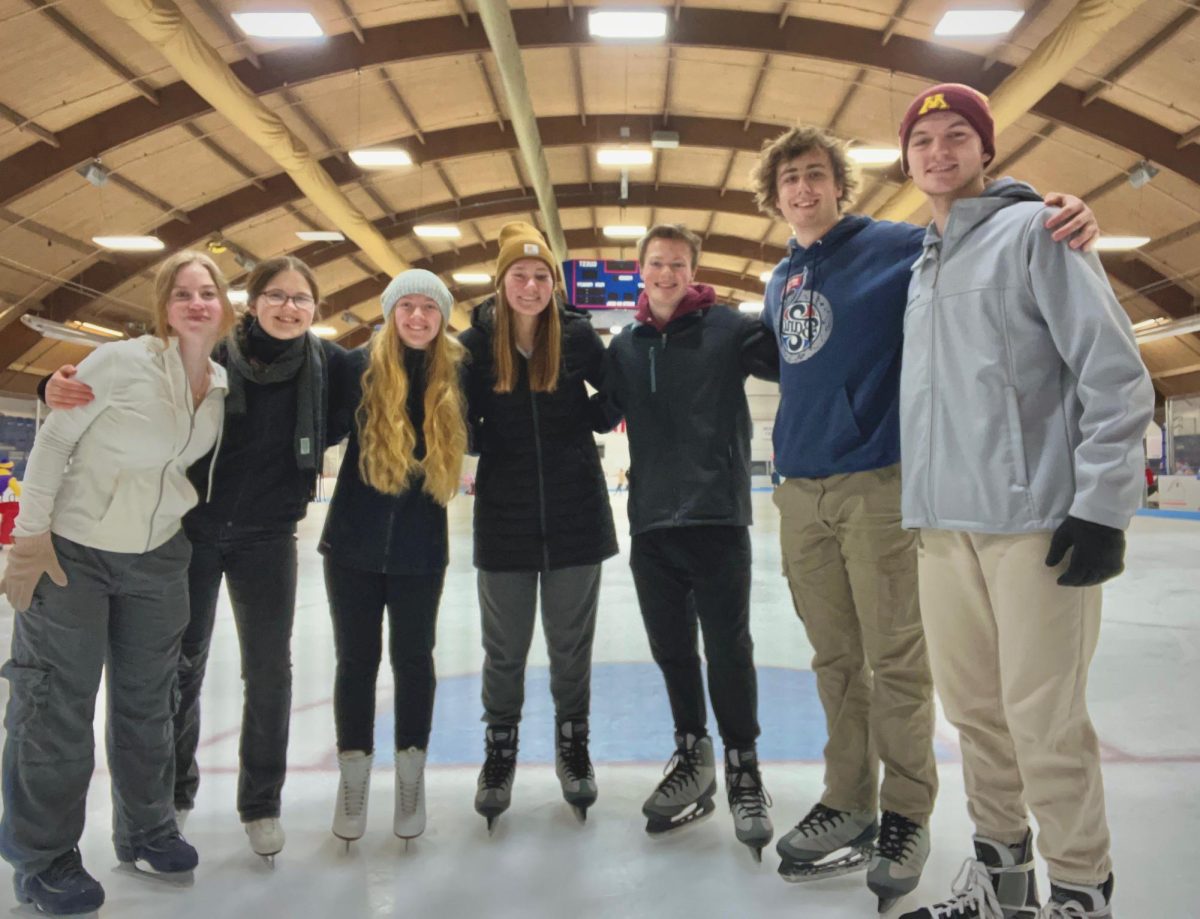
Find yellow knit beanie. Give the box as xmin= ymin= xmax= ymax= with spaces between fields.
xmin=494 ymin=221 xmax=561 ymax=286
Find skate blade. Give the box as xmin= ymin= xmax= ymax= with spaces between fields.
xmin=114 ymin=862 xmax=194 ymax=888
xmin=569 ymin=804 xmax=589 ymax=824
xmin=645 ymin=799 xmax=716 ymax=837
xmin=12 ymin=906 xmax=101 ymax=918
xmin=877 ymin=895 xmax=899 ymax=913
xmin=256 ymin=853 xmax=276 ymax=869
xmin=777 ymin=846 xmax=873 ymax=883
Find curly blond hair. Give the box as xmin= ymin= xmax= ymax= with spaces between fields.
xmin=356 ymin=317 xmax=466 ymax=505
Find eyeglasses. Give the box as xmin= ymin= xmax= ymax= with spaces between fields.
xmin=260 ymin=289 xmax=316 ymax=309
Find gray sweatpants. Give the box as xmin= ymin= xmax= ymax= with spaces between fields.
xmin=478 ymin=564 xmax=601 ymax=726
xmin=0 ymin=532 xmax=191 ymax=876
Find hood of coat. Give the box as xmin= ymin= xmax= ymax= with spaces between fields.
xmin=633 ymin=283 xmax=716 ymax=332
xmin=923 ymin=177 xmax=1043 ymax=257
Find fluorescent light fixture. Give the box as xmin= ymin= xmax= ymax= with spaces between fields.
xmin=232 ymin=12 xmax=324 ymax=39
xmin=759 ymin=271 xmax=773 ymax=283
xmin=609 ymin=325 xmax=625 ymax=334
xmin=651 ymin=130 xmax=679 ymax=149
xmin=1093 ymin=236 xmax=1151 ymax=251
xmin=848 ymin=147 xmax=901 ymax=166
xmin=739 ymin=301 xmax=764 ymax=313
xmin=68 ymin=320 xmax=122 ymax=338
xmin=597 ymin=148 xmax=654 ymax=167
xmin=92 ymin=235 xmax=165 ymax=252
xmin=296 ymin=230 xmax=345 ymax=242
xmin=452 ymin=272 xmax=492 ymax=284
xmin=348 ymin=148 xmax=413 ymax=168
xmin=21 ymin=314 xmax=112 ymax=346
xmin=588 ymin=10 xmax=668 ymax=40
xmin=603 ymin=225 xmax=647 ymax=239
xmin=934 ymin=10 xmax=1024 ymax=37
xmin=413 ymin=225 xmax=461 ymax=239
xmin=228 ymin=289 xmax=250 ymax=306
xmin=1134 ymin=315 xmax=1200 ymax=345
xmin=311 ymin=325 xmax=339 ymax=338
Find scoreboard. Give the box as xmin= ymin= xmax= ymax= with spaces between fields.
xmin=564 ymin=259 xmax=644 ymax=309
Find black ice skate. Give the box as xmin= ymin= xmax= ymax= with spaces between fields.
xmin=555 ymin=719 xmax=597 ymax=823
xmin=475 ymin=725 xmax=518 ymax=834
xmin=114 ymin=830 xmax=198 ymax=887
xmin=776 ymin=802 xmax=878 ymax=883
xmin=724 ymin=747 xmax=773 ymax=862
xmin=13 ymin=848 xmax=105 ymax=916
xmin=867 ymin=811 xmax=930 ymax=912
xmin=1040 ymin=874 xmax=1114 ymax=918
xmin=642 ymin=733 xmax=717 ymax=836
xmin=899 ymin=829 xmax=1040 ymax=919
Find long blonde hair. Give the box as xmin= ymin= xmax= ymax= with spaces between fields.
xmin=356 ymin=316 xmax=466 ymax=505
xmin=152 ymin=250 xmax=236 ymax=341
xmin=491 ymin=288 xmax=562 ymax=394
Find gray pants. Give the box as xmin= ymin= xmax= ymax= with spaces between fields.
xmin=479 ymin=564 xmax=601 ymax=726
xmin=0 ymin=532 xmax=191 ymax=877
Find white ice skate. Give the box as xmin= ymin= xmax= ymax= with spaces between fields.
xmin=332 ymin=750 xmax=373 ymax=851
xmin=244 ymin=817 xmax=285 ymax=867
xmin=394 ymin=747 xmax=427 ymax=843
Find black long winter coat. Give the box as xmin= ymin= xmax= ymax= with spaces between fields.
xmin=460 ymin=301 xmax=618 ymax=572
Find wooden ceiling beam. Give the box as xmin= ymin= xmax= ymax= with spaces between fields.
xmin=572 ymin=48 xmax=587 ymax=126
xmin=181 ymin=122 xmax=265 ymax=191
xmin=332 ymin=0 xmax=365 ymax=43
xmin=477 ymin=54 xmax=507 ymax=131
xmin=7 ymin=9 xmax=1200 ymax=207
xmin=982 ymin=0 xmax=1055 ymax=71
xmin=278 ymin=89 xmax=345 ymax=162
xmin=827 ymin=69 xmax=866 ymax=134
xmin=192 ymin=0 xmax=261 ymax=68
xmin=990 ymin=124 xmax=1058 ymax=175
xmin=743 ymin=55 xmax=771 ymax=131
xmin=0 ymin=100 xmax=58 ymax=148
xmin=1082 ymin=9 xmax=1198 ymax=106
xmin=379 ymin=67 xmax=425 ymax=144
xmin=881 ymin=0 xmax=916 ymax=46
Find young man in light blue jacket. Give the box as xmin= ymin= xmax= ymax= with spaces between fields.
xmin=897 ymin=84 xmax=1154 ymax=919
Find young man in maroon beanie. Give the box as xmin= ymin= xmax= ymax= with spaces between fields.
xmin=895 ymin=84 xmax=1153 ymax=919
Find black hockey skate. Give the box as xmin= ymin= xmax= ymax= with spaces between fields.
xmin=555 ymin=719 xmax=597 ymax=823
xmin=114 ymin=830 xmax=198 ymax=887
xmin=777 ymin=802 xmax=878 ymax=883
xmin=642 ymin=733 xmax=717 ymax=836
xmin=899 ymin=830 xmax=1040 ymax=919
xmin=724 ymin=747 xmax=773 ymax=862
xmin=867 ymin=811 xmax=930 ymax=912
xmin=475 ymin=725 xmax=518 ymax=835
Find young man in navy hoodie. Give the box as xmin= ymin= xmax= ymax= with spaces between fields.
xmin=605 ymin=224 xmax=778 ymax=860
xmin=751 ymin=122 xmax=1098 ymax=907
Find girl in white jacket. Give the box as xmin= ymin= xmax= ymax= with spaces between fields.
xmin=0 ymin=250 xmax=234 ymax=915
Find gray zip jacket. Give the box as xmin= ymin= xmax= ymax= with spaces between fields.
xmin=900 ymin=178 xmax=1153 ymax=533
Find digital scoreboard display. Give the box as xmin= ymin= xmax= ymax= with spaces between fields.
xmin=564 ymin=259 xmax=644 ymax=309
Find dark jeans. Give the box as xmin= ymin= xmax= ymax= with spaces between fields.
xmin=629 ymin=525 xmax=760 ymax=750
xmin=324 ymin=558 xmax=445 ymax=752
xmin=0 ymin=532 xmax=191 ymax=876
xmin=174 ymin=525 xmax=297 ymax=821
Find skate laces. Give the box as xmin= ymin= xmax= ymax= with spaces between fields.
xmin=482 ymin=736 xmax=517 ymax=788
xmin=1038 ymin=902 xmax=1093 ymax=918
xmin=927 ymin=858 xmax=1004 ymax=919
xmin=726 ymin=764 xmax=772 ymax=816
xmin=398 ymin=776 xmax=420 ymax=814
xmin=659 ymin=745 xmax=704 ymax=795
xmin=794 ymin=803 xmax=847 ymax=838
xmin=41 ymin=848 xmax=87 ymax=886
xmin=876 ymin=811 xmax=921 ymax=862
xmin=558 ymin=730 xmax=593 ymax=782
xmin=340 ymin=770 xmax=368 ymax=816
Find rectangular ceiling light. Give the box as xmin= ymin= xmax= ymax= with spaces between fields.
xmin=69 ymin=320 xmax=123 ymax=338
xmin=1093 ymin=236 xmax=1151 ymax=251
xmin=228 ymin=290 xmax=250 ymax=306
xmin=588 ymin=11 xmax=668 ymax=39
xmin=759 ymin=271 xmax=773 ymax=283
xmin=848 ymin=147 xmax=901 ymax=166
xmin=232 ymin=12 xmax=324 ymax=39
xmin=311 ymin=325 xmax=339 ymax=338
xmin=413 ymin=225 xmax=462 ymax=239
xmin=296 ymin=230 xmax=345 ymax=242
xmin=452 ymin=272 xmax=493 ymax=284
xmin=603 ymin=225 xmax=647 ymax=239
xmin=348 ymin=148 xmax=413 ymax=168
xmin=596 ymin=148 xmax=654 ymax=166
xmin=934 ymin=10 xmax=1024 ymax=37
xmin=739 ymin=301 xmax=764 ymax=313
xmin=92 ymin=235 xmax=165 ymax=252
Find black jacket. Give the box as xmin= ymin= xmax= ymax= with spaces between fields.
xmin=183 ymin=335 xmax=352 ymax=537
xmin=606 ymin=305 xmax=779 ymax=536
xmin=318 ymin=347 xmax=450 ymax=574
xmin=460 ymin=301 xmax=618 ymax=572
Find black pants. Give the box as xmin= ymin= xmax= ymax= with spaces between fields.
xmin=324 ymin=558 xmax=445 ymax=752
xmin=174 ymin=525 xmax=297 ymax=821
xmin=629 ymin=525 xmax=759 ymax=749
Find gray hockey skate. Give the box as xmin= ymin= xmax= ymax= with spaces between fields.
xmin=899 ymin=829 xmax=1040 ymax=919
xmin=724 ymin=747 xmax=773 ymax=862
xmin=475 ymin=725 xmax=518 ymax=834
xmin=777 ymin=802 xmax=878 ymax=882
xmin=555 ymin=719 xmax=597 ymax=822
xmin=642 ymin=732 xmax=716 ymax=836
xmin=1038 ymin=874 xmax=1113 ymax=918
xmin=867 ymin=811 xmax=930 ymax=912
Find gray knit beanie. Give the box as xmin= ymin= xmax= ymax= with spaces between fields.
xmin=380 ymin=268 xmax=454 ymax=323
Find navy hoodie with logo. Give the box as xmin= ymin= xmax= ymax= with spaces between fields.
xmin=762 ymin=215 xmax=923 ymax=478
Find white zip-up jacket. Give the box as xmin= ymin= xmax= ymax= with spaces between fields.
xmin=15 ymin=335 xmax=228 ymax=553
xmin=900 ymin=179 xmax=1154 ymax=534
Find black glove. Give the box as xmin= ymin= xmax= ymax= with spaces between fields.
xmin=1044 ymin=516 xmax=1126 ymax=587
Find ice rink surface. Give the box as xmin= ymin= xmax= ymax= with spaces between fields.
xmin=0 ymin=492 xmax=1194 ymax=917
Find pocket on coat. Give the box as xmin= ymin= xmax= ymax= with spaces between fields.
xmin=1003 ymin=386 xmax=1030 ymax=488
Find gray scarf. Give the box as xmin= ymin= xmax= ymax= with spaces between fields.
xmin=224 ymin=316 xmax=326 ymax=472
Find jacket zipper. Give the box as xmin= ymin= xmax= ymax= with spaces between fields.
xmin=529 ymin=386 xmax=550 ymax=571
xmin=146 ymin=369 xmax=214 ymax=553
xmin=925 ymin=248 xmax=941 ymax=520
